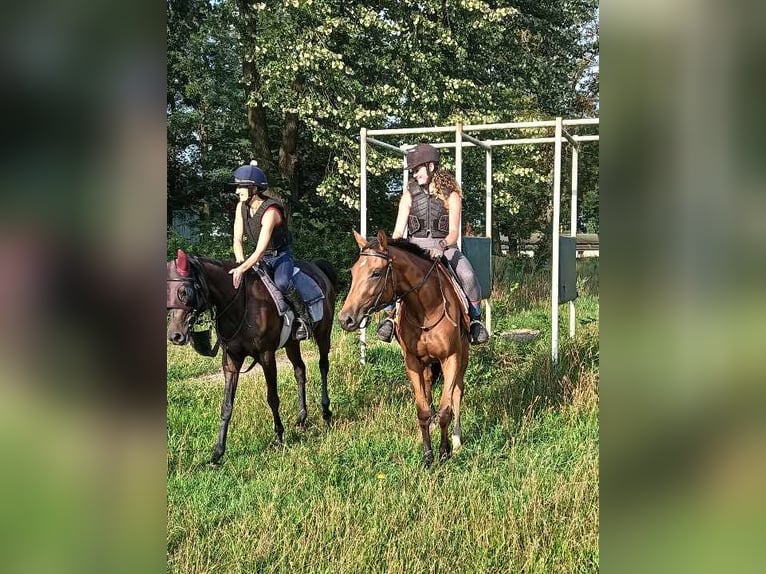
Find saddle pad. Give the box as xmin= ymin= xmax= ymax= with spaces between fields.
xmin=253 ymin=266 xmax=290 ymax=315
xmin=253 ymin=265 xmax=324 ymax=324
xmin=437 ymin=262 xmax=471 ymax=330
xmin=292 ymin=267 xmax=324 ymax=305
xmin=278 ymin=311 xmax=294 ymax=348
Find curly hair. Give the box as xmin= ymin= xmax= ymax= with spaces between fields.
xmin=429 ymin=169 xmax=462 ymax=208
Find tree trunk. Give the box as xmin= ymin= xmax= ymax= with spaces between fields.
xmin=279 ymin=109 xmax=299 ymax=213
xmin=237 ymin=0 xmax=274 ymax=176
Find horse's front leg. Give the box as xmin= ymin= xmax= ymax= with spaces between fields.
xmin=210 ymin=351 xmax=244 ymax=466
xmin=316 ymin=328 xmax=333 ymax=424
xmin=284 ymin=342 xmax=308 ymax=427
xmin=436 ymin=354 xmax=464 ymax=463
xmin=449 ymin=345 xmax=469 ymax=454
xmin=260 ymin=350 xmax=284 ymax=445
xmin=405 ymin=354 xmax=433 ymax=467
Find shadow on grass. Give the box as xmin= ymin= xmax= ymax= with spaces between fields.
xmin=329 ymin=341 xmax=413 ymax=422
xmin=461 ymin=328 xmax=598 ymax=443
xmin=330 ymin=325 xmax=598 ymax=444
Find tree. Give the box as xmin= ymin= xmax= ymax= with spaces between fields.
xmin=167 ymin=0 xmax=599 ymax=264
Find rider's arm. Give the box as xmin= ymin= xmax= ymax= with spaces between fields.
xmin=233 ymin=204 xmax=246 ymax=263
xmin=444 ymin=191 xmax=462 ymax=247
xmin=391 ymin=189 xmax=412 ymax=239
xmin=238 ymin=207 xmax=282 ymax=271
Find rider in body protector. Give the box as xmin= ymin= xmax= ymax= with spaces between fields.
xmin=376 ymin=144 xmax=490 ymax=345
xmin=228 ymin=161 xmax=313 ymax=340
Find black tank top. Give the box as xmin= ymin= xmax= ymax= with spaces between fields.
xmin=241 ymin=198 xmax=292 ymax=252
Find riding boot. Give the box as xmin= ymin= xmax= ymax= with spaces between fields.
xmin=376 ymin=316 xmax=396 ymax=342
xmin=468 ymin=304 xmax=489 ymax=345
xmin=283 ymin=285 xmax=313 ymax=341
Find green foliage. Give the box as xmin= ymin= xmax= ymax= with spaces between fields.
xmin=167 ymin=261 xmax=600 ymax=572
xmin=167 ymin=222 xmax=233 ymax=261
xmin=168 ymin=0 xmax=599 ymax=262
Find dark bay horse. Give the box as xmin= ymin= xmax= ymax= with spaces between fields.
xmin=167 ymin=249 xmax=338 ymax=466
xmin=338 ymin=230 xmax=470 ymax=466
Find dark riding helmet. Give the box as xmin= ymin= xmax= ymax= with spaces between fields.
xmin=229 ymin=160 xmax=268 ymax=190
xmin=405 ymin=143 xmax=440 ymax=171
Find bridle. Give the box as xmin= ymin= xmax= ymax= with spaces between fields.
xmin=166 ymin=261 xmax=248 ymax=342
xmin=166 ymin=257 xmax=263 ymax=374
xmin=167 ymin=273 xmax=207 ymax=331
xmin=358 ymin=247 xmax=456 ymax=332
xmin=358 ymin=249 xmax=396 ymax=319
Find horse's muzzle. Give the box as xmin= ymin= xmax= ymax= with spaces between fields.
xmin=167 ymin=330 xmax=189 ymax=345
xmin=337 ymin=310 xmax=361 ymax=332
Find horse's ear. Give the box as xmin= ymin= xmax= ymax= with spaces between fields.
xmin=176 ymin=249 xmax=190 ymax=277
xmin=377 ymin=229 xmax=388 ymax=251
xmin=352 ymin=230 xmax=367 ymax=249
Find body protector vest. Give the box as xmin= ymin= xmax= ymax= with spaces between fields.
xmin=241 ymin=198 xmax=292 ymax=253
xmin=406 ymin=179 xmax=450 ymax=238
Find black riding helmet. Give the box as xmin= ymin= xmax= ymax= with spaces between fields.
xmin=228 ymin=160 xmax=268 ymax=194
xmin=405 ymin=143 xmax=440 ymax=172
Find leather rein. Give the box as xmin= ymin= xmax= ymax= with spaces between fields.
xmin=168 ymin=264 xmax=259 ymax=373
xmin=359 ymin=248 xmax=457 ymax=332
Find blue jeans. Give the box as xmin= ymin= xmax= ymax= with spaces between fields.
xmin=261 ymin=249 xmax=295 ymax=293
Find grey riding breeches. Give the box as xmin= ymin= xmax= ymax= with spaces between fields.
xmin=409 ymin=237 xmax=482 ymax=302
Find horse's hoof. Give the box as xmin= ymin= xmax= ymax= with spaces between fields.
xmin=209 ymin=450 xmax=224 ymax=467
xmin=423 ymin=451 xmax=434 ymax=468
xmin=271 ymin=437 xmax=285 ymax=449
xmin=208 ymin=459 xmax=222 ymax=469
xmin=439 ymin=450 xmax=451 ymax=464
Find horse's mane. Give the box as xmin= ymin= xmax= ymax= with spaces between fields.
xmin=189 ymin=255 xmax=238 ymax=271
xmin=365 ymin=237 xmax=432 ymax=260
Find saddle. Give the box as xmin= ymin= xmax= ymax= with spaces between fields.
xmin=435 ymin=259 xmax=471 ymax=333
xmin=252 ymin=265 xmax=324 ymax=321
xmin=252 ymin=264 xmax=325 ymax=348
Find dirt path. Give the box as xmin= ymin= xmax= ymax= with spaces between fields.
xmin=182 ymin=349 xmax=313 ymax=385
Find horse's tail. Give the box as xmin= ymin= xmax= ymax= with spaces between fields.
xmin=313 ymin=259 xmax=339 ymax=290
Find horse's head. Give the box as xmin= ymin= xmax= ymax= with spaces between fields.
xmin=166 ymin=249 xmax=207 ymax=345
xmin=338 ymin=230 xmax=396 ymax=331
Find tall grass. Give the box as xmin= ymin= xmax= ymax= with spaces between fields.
xmin=167 ymin=258 xmax=599 ymax=573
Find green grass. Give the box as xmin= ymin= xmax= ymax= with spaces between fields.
xmin=167 ymin=259 xmax=599 ymax=573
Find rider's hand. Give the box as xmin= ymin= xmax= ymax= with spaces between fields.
xmin=229 ymin=265 xmax=246 ymax=288
xmin=426 ymin=248 xmax=445 ymax=259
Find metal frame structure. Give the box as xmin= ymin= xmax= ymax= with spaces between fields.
xmin=358 ymin=118 xmax=599 ymax=363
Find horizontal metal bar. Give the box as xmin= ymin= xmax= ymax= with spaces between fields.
xmin=562 ymin=118 xmax=600 ymax=126
xmin=561 ymin=128 xmax=579 ymax=148
xmin=462 ymin=132 xmax=491 ymax=150
xmin=367 ymin=126 xmax=458 ymax=136
xmin=475 ymin=137 xmax=558 ymax=146
xmin=462 ymin=120 xmax=557 ymax=131
xmin=366 ymin=134 xmax=599 ymax=152
xmin=366 ymin=118 xmax=599 ymax=138
xmin=365 ymin=136 xmax=407 ymax=155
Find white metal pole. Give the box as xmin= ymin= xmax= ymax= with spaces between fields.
xmin=551 ymin=118 xmax=563 ymax=363
xmin=359 ymin=128 xmax=368 ymax=364
xmin=402 ymin=153 xmax=409 ymax=237
xmin=485 ymin=147 xmax=493 ymax=336
xmin=570 ymin=145 xmax=579 ymax=339
xmin=455 ymin=124 xmax=463 ymax=249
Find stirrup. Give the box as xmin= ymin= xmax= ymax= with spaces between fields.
xmin=293 ymin=319 xmax=310 ymax=341
xmin=469 ymin=320 xmax=489 ymax=345
xmin=377 ymin=317 xmax=395 ymax=342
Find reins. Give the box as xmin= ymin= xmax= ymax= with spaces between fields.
xmin=401 ymin=263 xmax=458 ymax=331
xmin=183 ymin=264 xmax=259 ymax=374
xmin=359 ymin=247 xmax=457 ymax=332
